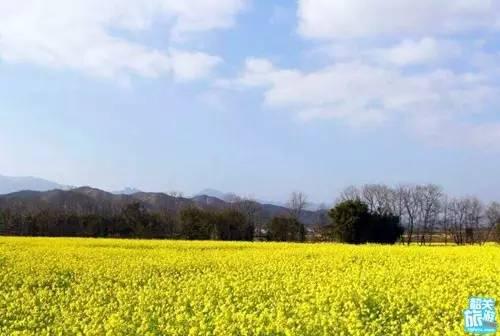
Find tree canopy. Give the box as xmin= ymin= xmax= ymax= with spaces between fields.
xmin=327 ymin=200 xmax=403 ymax=244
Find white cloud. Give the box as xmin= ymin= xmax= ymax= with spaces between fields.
xmin=163 ymin=0 xmax=247 ymax=37
xmin=228 ymin=57 xmax=500 ymax=146
xmin=298 ymin=0 xmax=500 ymax=40
xmin=0 ymin=0 xmax=246 ymax=80
xmin=225 ymin=0 xmax=499 ymax=149
xmin=373 ymin=38 xmax=462 ymax=67
xmin=170 ymin=50 xmax=222 ymax=81
xmin=313 ymin=38 xmax=463 ymax=68
xmin=236 ymin=58 xmax=492 ymax=116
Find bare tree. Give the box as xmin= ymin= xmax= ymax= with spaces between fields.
xmin=466 ymin=197 xmax=483 ymax=243
xmin=447 ymin=198 xmax=473 ymax=245
xmin=484 ymin=202 xmax=500 ymax=243
xmin=287 ymin=191 xmax=308 ymax=221
xmin=416 ymin=184 xmax=443 ymax=245
xmin=337 ymin=186 xmax=361 ymax=203
xmin=399 ymin=185 xmax=420 ymax=245
xmin=360 ymin=184 xmax=395 ymax=215
xmin=440 ymin=196 xmax=451 ymax=245
xmin=361 ymin=185 xmax=378 ymax=212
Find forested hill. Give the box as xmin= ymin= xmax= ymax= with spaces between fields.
xmin=0 ymin=187 xmax=321 ymax=226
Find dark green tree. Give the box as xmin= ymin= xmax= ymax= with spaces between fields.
xmin=327 ymin=200 xmax=370 ymax=244
xmin=180 ymin=207 xmax=213 ymax=240
xmin=215 ymin=209 xmax=251 ymax=241
xmin=121 ymin=202 xmax=149 ymax=237
xmin=327 ymin=200 xmax=403 ymax=244
xmin=369 ymin=213 xmax=404 ymax=244
xmin=267 ymin=216 xmax=305 ymax=242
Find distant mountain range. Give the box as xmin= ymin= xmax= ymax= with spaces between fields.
xmin=195 ymin=189 xmax=243 ymax=202
xmin=0 ymin=187 xmax=321 ymax=225
xmin=113 ymin=187 xmax=143 ymax=195
xmin=0 ymin=174 xmax=70 ymax=195
xmin=0 ymin=175 xmax=326 ymax=225
xmin=196 ymin=188 xmax=326 ymax=211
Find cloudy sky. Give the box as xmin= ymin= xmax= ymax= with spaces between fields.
xmin=1 ymin=0 xmax=500 ymax=202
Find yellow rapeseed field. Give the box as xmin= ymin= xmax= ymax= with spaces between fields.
xmin=0 ymin=237 xmax=498 ymax=335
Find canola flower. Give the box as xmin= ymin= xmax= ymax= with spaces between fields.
xmin=0 ymin=237 xmax=498 ymax=335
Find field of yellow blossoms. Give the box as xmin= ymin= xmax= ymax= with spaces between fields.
xmin=0 ymin=237 xmax=498 ymax=335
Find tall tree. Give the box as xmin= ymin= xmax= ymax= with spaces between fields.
xmin=287 ymin=191 xmax=308 ymax=221
xmin=416 ymin=184 xmax=443 ymax=245
xmin=484 ymin=202 xmax=500 ymax=243
xmin=399 ymin=185 xmax=419 ymax=245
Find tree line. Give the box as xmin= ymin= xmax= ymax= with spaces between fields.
xmin=0 ymin=185 xmax=499 ymax=244
xmin=0 ymin=195 xmax=306 ymax=242
xmin=0 ymin=203 xmax=251 ymax=241
xmin=334 ymin=184 xmax=500 ymax=245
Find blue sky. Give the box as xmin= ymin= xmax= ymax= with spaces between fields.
xmin=1 ymin=0 xmax=500 ymax=203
